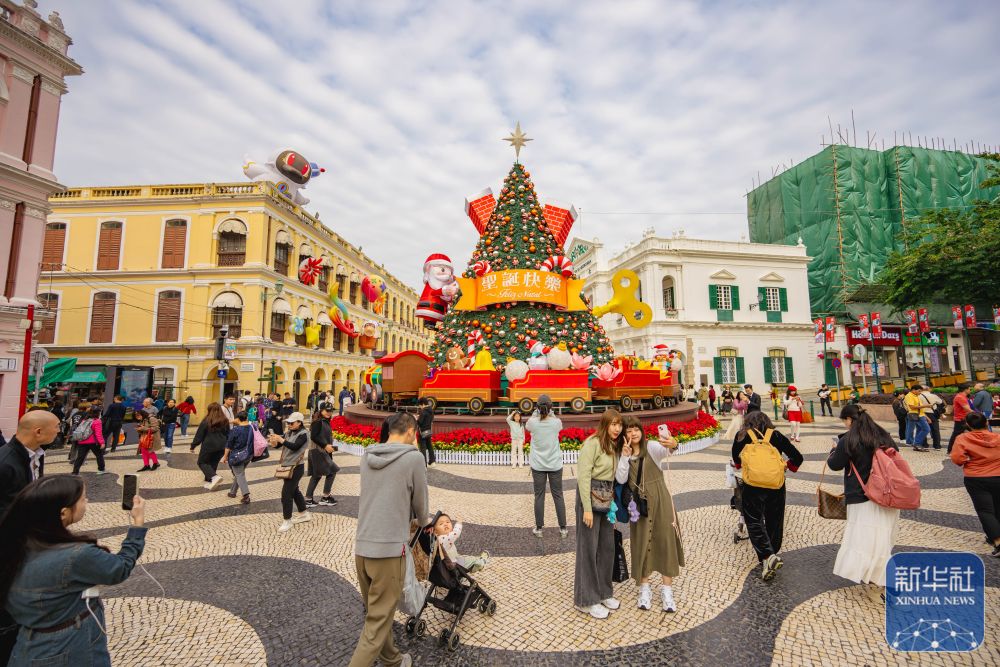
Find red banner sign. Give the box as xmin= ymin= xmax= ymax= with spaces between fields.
xmin=952 ymin=305 xmax=964 ymax=329
xmin=847 ymin=326 xmax=902 ymax=347
xmin=871 ymin=311 xmax=882 ymax=336
xmin=825 ymin=316 xmax=836 ymax=343
xmin=905 ymin=309 xmax=918 ymax=334
xmin=965 ymin=304 xmax=977 ymax=329
xmin=917 ymin=307 xmax=930 ymax=333
xmin=857 ymin=313 xmax=870 ymax=339
xmin=813 ymin=318 xmax=824 ymax=344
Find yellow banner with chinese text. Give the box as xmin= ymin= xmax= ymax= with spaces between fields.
xmin=454 ymin=270 xmax=587 ymax=312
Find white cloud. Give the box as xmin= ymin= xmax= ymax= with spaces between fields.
xmin=49 ymin=0 xmax=1000 ymax=288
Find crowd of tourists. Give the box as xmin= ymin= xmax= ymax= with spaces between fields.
xmin=0 ymin=374 xmax=998 ymax=666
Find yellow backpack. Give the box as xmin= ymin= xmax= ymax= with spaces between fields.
xmin=741 ymin=428 xmax=785 ymax=490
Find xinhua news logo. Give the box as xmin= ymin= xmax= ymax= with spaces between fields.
xmin=886 ymin=552 xmax=984 ymax=652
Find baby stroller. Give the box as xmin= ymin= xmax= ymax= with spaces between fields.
xmin=726 ymin=461 xmax=749 ymax=544
xmin=404 ymin=511 xmax=497 ymax=652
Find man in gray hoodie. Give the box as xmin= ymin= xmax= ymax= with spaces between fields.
xmin=349 ymin=412 xmax=428 ymax=667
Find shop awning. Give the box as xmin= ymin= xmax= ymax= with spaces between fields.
xmin=271 ymin=298 xmax=292 ymax=315
xmin=316 ymin=312 xmax=333 ymax=326
xmin=27 ymin=357 xmax=77 ymax=391
xmin=218 ymin=219 xmax=247 ymax=234
xmin=67 ymin=371 xmax=106 ymax=384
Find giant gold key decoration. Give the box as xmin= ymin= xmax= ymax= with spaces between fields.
xmin=592 ymin=269 xmax=653 ymax=328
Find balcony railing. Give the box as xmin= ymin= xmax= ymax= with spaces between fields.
xmin=217 ymin=252 xmax=246 ymax=267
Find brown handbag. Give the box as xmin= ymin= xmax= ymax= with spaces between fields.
xmin=817 ymin=462 xmax=847 ymax=520
xmin=590 ymin=479 xmax=614 ymax=512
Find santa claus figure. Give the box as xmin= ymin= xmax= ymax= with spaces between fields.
xmin=416 ymin=253 xmax=458 ymax=329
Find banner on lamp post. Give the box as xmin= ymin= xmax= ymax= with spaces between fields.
xmin=871 ymin=311 xmax=882 ymax=336
xmin=825 ymin=316 xmax=836 ymax=343
xmin=813 ymin=318 xmax=824 ymax=344
xmin=857 ymin=313 xmax=871 ymax=339
xmin=952 ymin=306 xmax=964 ymax=329
xmin=905 ymin=309 xmax=918 ymax=334
xmin=964 ymin=305 xmax=977 ymax=329
xmin=993 ymin=305 xmax=1000 ymax=326
xmin=917 ymin=308 xmax=930 ymax=333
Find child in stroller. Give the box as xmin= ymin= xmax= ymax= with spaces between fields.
xmin=433 ymin=513 xmax=490 ymax=573
xmin=405 ymin=511 xmax=497 ymax=652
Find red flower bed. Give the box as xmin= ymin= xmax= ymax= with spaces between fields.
xmin=330 ymin=412 xmax=720 ymax=454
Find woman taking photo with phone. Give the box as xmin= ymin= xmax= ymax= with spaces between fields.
xmin=0 ymin=476 xmax=147 ymax=666
xmin=615 ymin=415 xmax=685 ymax=612
xmin=574 ymin=409 xmax=623 ymax=619
xmin=268 ymin=411 xmax=311 ymax=533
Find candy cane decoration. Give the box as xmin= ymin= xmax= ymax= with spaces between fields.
xmin=467 ymin=330 xmax=483 ymax=357
xmin=471 ymin=260 xmax=492 ymax=277
xmin=540 ymin=254 xmax=574 ymax=278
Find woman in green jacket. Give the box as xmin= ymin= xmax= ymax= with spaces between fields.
xmin=574 ymin=409 xmax=623 ymax=619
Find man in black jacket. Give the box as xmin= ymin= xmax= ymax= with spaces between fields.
xmin=0 ymin=410 xmax=59 ymax=516
xmin=102 ymin=394 xmax=127 ymax=452
xmin=745 ymin=384 xmax=762 ymax=413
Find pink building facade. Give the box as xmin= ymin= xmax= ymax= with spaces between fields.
xmin=0 ymin=0 xmax=81 ymax=435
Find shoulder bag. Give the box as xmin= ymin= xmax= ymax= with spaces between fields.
xmin=816 ymin=461 xmax=847 ymax=520
xmin=590 ymin=479 xmax=614 ymax=512
xmin=274 ymin=433 xmax=305 ymax=479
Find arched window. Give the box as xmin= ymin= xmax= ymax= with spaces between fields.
xmin=765 ymin=348 xmax=793 ymax=385
xmin=713 ymin=347 xmax=743 ymax=385
xmin=89 ymin=292 xmax=117 ymax=343
xmin=162 ymin=219 xmax=187 ymax=268
xmin=36 ymin=293 xmax=58 ymax=344
xmin=42 ymin=223 xmax=66 ymax=271
xmin=662 ymin=276 xmax=676 ymax=311
xmin=274 ymin=230 xmax=291 ymax=275
xmin=211 ymin=291 xmax=243 ymax=338
xmin=270 ymin=298 xmax=291 ymax=343
xmin=216 ymin=219 xmax=247 ymax=266
xmin=155 ymin=290 xmax=181 ymax=342
xmin=97 ymin=221 xmax=123 ymax=270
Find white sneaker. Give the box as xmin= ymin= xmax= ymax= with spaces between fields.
xmin=209 ymin=475 xmax=223 ymax=491
xmin=661 ymin=586 xmax=677 ymax=613
xmin=202 ymin=481 xmax=212 ymax=490
xmin=292 ymin=511 xmax=312 ymax=524
xmin=559 ymin=528 xmax=569 ymax=538
xmin=277 ymin=520 xmax=293 ymax=533
xmin=637 ymin=584 xmax=652 ymax=610
xmin=575 ymin=604 xmax=610 ymax=619
xmin=601 ymin=597 xmax=621 ymax=610
xmin=532 ymin=528 xmax=543 ymax=537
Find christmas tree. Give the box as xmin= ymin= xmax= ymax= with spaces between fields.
xmin=429 ymin=160 xmax=615 ymax=370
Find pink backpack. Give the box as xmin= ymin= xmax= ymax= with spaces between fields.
xmin=251 ymin=425 xmax=269 ymax=457
xmin=851 ymin=447 xmax=921 ymax=510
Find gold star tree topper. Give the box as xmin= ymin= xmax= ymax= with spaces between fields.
xmin=503 ymin=121 xmax=533 ymax=161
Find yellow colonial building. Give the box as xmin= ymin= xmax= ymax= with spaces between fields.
xmin=39 ymin=181 xmax=432 ymax=412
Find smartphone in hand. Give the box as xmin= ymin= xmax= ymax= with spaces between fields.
xmin=121 ymin=474 xmax=138 ymax=511
xmin=657 ymin=424 xmax=671 ymax=439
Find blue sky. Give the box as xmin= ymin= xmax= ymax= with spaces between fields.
xmin=50 ymin=0 xmax=1000 ymax=288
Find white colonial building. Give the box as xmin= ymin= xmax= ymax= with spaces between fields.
xmin=569 ymin=229 xmax=821 ymax=392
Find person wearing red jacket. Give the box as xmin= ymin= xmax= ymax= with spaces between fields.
xmin=951 ymin=413 xmax=1000 ymax=557
xmin=178 ymin=396 xmax=197 ymax=437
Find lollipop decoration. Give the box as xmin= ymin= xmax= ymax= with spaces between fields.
xmin=540 ymin=254 xmax=574 ymax=278
xmin=361 ymin=274 xmax=388 ymax=314
xmin=471 ymin=260 xmax=492 ymax=277
xmin=329 ymin=295 xmax=359 ymax=337
xmin=298 ymin=256 xmax=325 ymax=285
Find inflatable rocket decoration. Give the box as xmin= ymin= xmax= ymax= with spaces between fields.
xmin=243 ymin=149 xmax=324 ymax=206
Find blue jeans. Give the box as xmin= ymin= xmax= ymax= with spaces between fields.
xmin=179 ymin=412 xmax=190 ymax=436
xmin=164 ymin=422 xmax=177 ymax=450
xmin=905 ymin=414 xmax=929 ymax=447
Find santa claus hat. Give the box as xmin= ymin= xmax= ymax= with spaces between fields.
xmin=423 ymin=253 xmax=452 ymax=270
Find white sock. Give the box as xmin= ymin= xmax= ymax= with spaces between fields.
xmin=661 ymin=585 xmax=672 ymax=594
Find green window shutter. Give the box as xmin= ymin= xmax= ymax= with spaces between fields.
xmin=709 ymin=284 xmax=718 ymax=310
xmin=713 ymin=357 xmax=723 ymax=384
xmin=758 ymin=287 xmax=767 ymax=311
xmin=779 ymin=287 xmax=788 ymax=312
xmin=784 ymin=357 xmax=795 ymax=383
xmin=767 ymin=310 xmax=783 ymax=323
xmin=731 ymin=286 xmax=741 ymax=311
xmin=717 ymin=309 xmax=734 ymax=322
xmin=763 ymin=357 xmax=773 ymax=383
xmin=735 ymin=357 xmax=746 ymax=384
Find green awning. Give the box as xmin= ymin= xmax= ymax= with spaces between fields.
xmin=27 ymin=358 xmax=77 ymax=391
xmin=67 ymin=371 xmax=106 ymax=384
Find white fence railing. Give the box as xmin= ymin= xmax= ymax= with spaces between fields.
xmin=334 ymin=432 xmax=719 ymax=466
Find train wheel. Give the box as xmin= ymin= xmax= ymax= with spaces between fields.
xmin=570 ymin=397 xmax=587 ymax=413
xmin=652 ymin=394 xmax=665 ymax=409
xmin=468 ymin=397 xmax=485 ymax=414
xmin=620 ymin=395 xmax=633 ymax=410
xmin=518 ymin=397 xmax=535 ymax=414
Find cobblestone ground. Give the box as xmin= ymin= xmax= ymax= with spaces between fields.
xmin=49 ymin=416 xmax=998 ymax=666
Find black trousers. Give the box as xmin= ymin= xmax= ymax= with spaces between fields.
xmin=820 ymin=397 xmax=832 ymax=416
xmin=418 ymin=434 xmax=436 ymax=465
xmin=198 ymin=448 xmax=224 ymax=482
xmin=739 ymin=483 xmax=786 ymax=562
xmin=948 ymin=421 xmax=969 ymax=454
xmin=531 ymin=469 xmax=567 ymax=529
xmin=306 ymin=464 xmax=339 ymax=498
xmin=72 ymin=442 xmax=105 ymax=473
xmin=927 ymin=413 xmax=942 ymax=448
xmin=896 ymin=415 xmax=907 ymax=441
xmin=282 ymin=464 xmax=307 ymax=519
xmin=964 ymin=476 xmax=1000 ymax=542
xmin=103 ymin=421 xmax=123 ymax=451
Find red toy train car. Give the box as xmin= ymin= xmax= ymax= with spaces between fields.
xmin=592 ymin=369 xmax=678 ymax=410
xmin=418 ymin=370 xmax=502 ymax=414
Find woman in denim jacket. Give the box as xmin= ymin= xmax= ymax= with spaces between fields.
xmin=0 ymin=475 xmax=147 ymax=667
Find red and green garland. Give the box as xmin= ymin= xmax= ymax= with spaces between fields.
xmin=330 ymin=413 xmax=720 ymax=454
